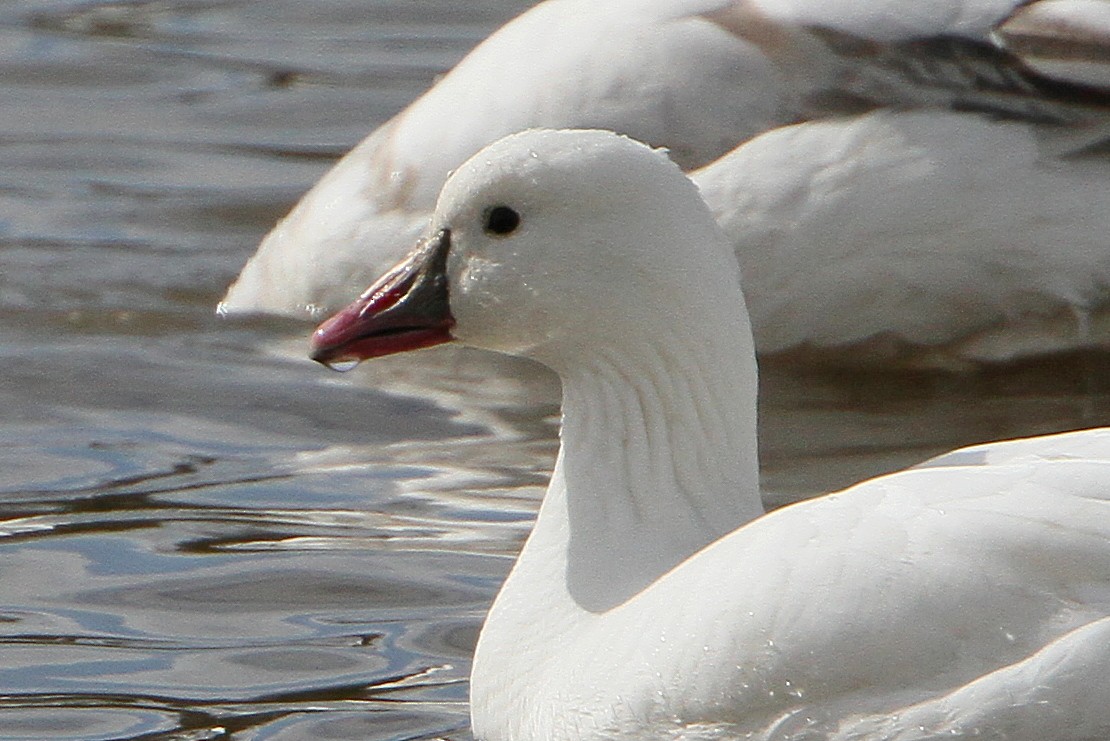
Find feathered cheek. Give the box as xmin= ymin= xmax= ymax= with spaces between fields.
xmin=456 ymin=254 xmax=518 ymax=308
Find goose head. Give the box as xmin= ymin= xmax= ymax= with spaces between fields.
xmin=311 ymin=129 xmax=764 ymax=615
xmin=310 ymin=128 xmax=753 ymax=374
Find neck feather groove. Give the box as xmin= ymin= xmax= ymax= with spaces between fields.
xmin=553 ymin=315 xmax=760 ymax=612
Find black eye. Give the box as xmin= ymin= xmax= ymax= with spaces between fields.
xmin=483 ymin=205 xmax=521 ymax=236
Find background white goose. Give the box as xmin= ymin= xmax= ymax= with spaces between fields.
xmin=223 ymin=0 xmax=1110 ymax=363
xmin=310 ymin=129 xmax=1110 ymax=740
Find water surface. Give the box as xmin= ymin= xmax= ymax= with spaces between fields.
xmin=2 ymin=1 xmax=1109 ymax=739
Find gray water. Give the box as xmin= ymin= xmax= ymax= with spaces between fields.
xmin=2 ymin=1 xmax=1109 ymax=739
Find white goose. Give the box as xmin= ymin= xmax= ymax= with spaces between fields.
xmin=224 ymin=0 xmax=1110 ymax=362
xmin=309 ymin=129 xmax=1110 ymax=740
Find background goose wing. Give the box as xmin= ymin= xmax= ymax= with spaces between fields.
xmin=704 ymin=0 xmax=1110 ymax=126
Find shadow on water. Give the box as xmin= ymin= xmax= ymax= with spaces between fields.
xmin=1 ymin=0 xmax=1109 ymax=739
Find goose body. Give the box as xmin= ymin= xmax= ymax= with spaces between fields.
xmin=308 ymin=129 xmax=1110 ymax=740
xmin=225 ymin=0 xmax=1110 ymax=361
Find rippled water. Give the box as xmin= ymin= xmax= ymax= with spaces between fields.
xmin=2 ymin=1 xmax=1110 ymax=739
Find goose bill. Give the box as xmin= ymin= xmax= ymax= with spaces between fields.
xmin=310 ymin=229 xmax=454 ymax=367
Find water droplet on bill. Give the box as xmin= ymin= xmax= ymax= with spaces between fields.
xmin=325 ymin=359 xmax=361 ymax=373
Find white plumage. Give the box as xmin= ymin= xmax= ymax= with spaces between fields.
xmin=223 ymin=0 xmax=1110 ymax=363
xmin=309 ymin=128 xmax=1110 ymax=740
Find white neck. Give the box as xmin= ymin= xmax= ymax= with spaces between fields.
xmin=555 ymin=325 xmax=761 ymax=611
xmin=471 ymin=294 xmax=761 ymax=737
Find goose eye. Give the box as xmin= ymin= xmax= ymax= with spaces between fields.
xmin=483 ymin=205 xmax=521 ymax=236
